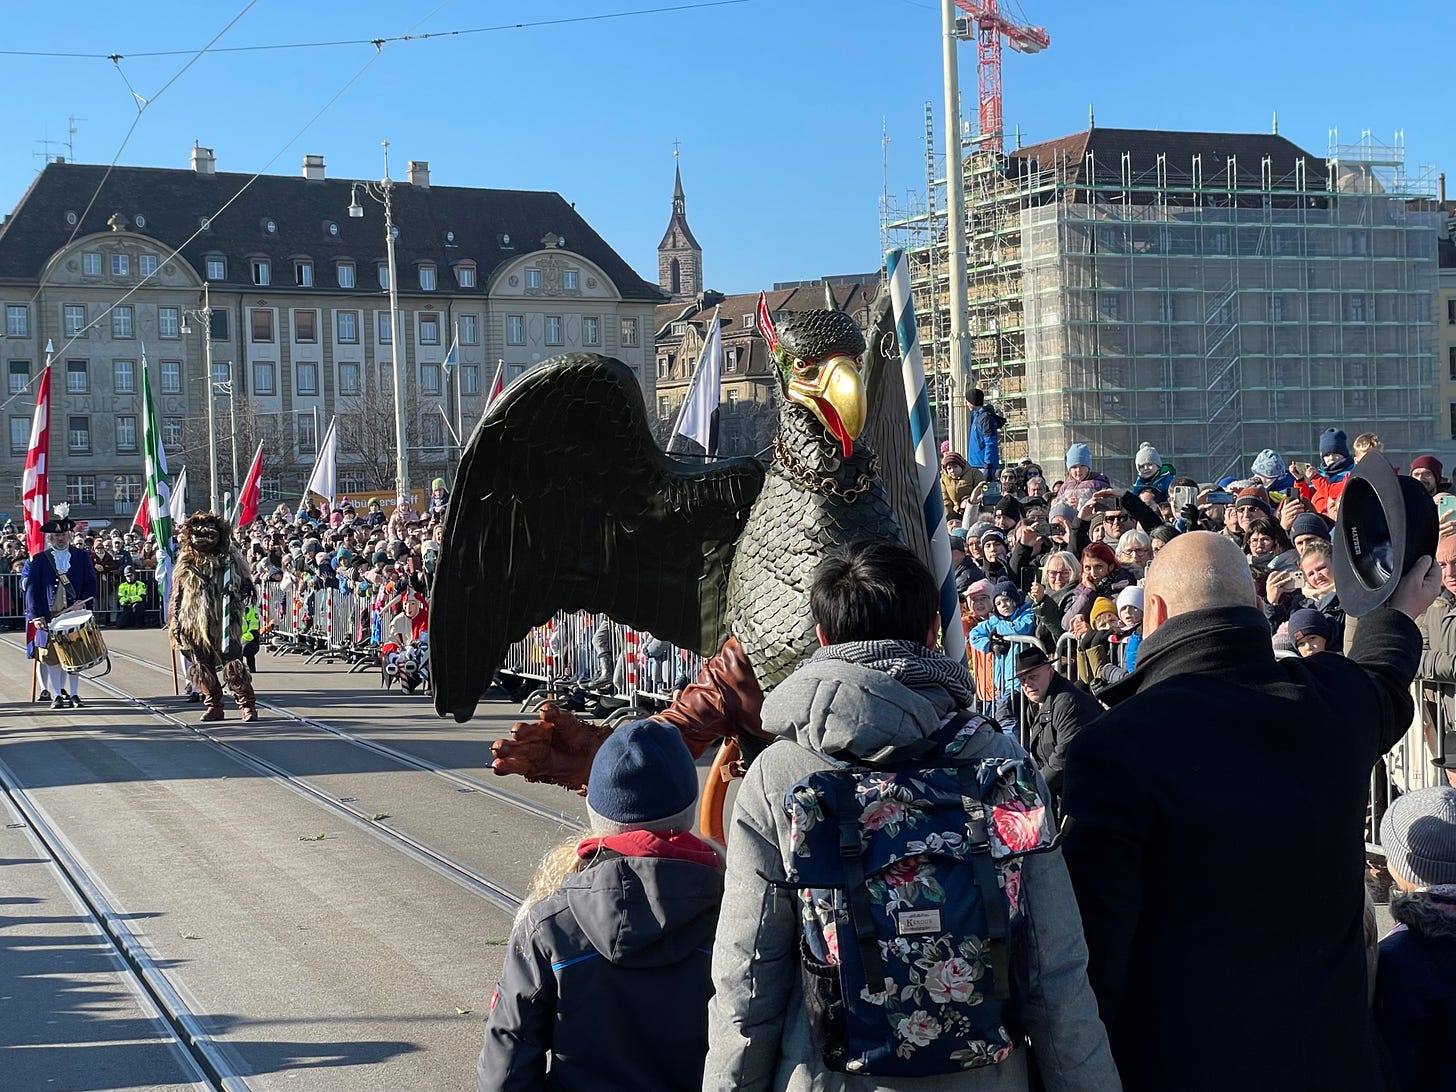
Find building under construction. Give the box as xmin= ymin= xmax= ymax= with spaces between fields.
xmin=884 ymin=123 xmax=1442 ymax=482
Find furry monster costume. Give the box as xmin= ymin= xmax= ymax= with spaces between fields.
xmin=169 ymin=512 xmax=257 ymax=721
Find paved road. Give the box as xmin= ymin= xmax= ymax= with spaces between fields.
xmin=0 ymin=627 xmax=673 ymax=1091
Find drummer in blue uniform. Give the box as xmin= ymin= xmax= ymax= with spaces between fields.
xmin=26 ymin=504 xmax=99 ymax=709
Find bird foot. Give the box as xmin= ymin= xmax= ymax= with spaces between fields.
xmin=491 ymin=702 xmax=614 ymax=795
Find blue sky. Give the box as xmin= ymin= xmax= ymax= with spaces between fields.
xmin=2 ymin=1 xmax=1451 ymax=293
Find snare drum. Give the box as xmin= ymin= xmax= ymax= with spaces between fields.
xmin=49 ymin=610 xmax=109 ymax=674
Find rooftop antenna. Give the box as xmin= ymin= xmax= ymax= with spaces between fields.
xmin=1271 ymin=110 xmax=1279 ymax=135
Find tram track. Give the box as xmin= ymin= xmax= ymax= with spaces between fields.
xmin=4 ymin=638 xmax=527 ymax=915
xmin=0 ymin=756 xmax=248 ymax=1091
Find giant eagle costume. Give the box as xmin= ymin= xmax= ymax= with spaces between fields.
xmin=431 ymin=286 xmax=930 ymax=791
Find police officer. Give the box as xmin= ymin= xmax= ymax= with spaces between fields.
xmin=241 ymin=597 xmax=260 ymax=674
xmin=116 ymin=565 xmax=147 ymax=629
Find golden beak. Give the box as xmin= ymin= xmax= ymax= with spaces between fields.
xmin=786 ymin=354 xmax=867 ymax=457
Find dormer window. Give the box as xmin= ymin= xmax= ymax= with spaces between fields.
xmin=671 ymin=322 xmax=688 ymax=337
xmin=525 ymin=269 xmax=542 ymax=290
xmin=337 ymin=260 xmax=355 ymax=288
xmin=456 ymin=264 xmax=477 ymax=289
xmin=295 ymin=260 xmax=314 ymax=287
xmin=251 ymin=259 xmax=271 ymax=286
xmin=419 ymin=264 xmax=437 ymax=291
xmin=377 ymin=264 xmax=390 ymax=290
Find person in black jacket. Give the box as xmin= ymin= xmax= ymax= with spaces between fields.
xmin=478 ymin=719 xmax=723 ymax=1092
xmin=1060 ymin=530 xmax=1440 ymax=1092
xmin=1010 ymin=645 xmax=1103 ymax=808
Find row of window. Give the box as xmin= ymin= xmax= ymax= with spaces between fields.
xmin=232 ymin=256 xmax=478 ymax=292
xmin=669 ymin=314 xmax=758 ymax=338
xmin=1090 ymin=291 xmax=1400 ymax=324
xmin=243 ymin=310 xmax=639 ymax=348
xmin=79 ymin=253 xmax=161 ymax=278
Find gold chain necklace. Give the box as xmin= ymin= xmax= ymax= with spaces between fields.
xmin=772 ymin=434 xmax=879 ymax=502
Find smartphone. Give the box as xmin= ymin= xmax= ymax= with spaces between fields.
xmin=1203 ymin=490 xmax=1235 ymax=506
xmin=1170 ymin=485 xmax=1196 ymax=511
xmin=1288 ymin=569 xmax=1307 ymax=588
xmin=1095 ymin=495 xmax=1120 ymax=513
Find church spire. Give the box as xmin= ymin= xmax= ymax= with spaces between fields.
xmin=658 ymin=145 xmax=701 ymax=302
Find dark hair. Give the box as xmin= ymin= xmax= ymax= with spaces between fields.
xmin=1244 ymin=517 xmax=1292 ymax=553
xmin=1149 ymin=523 xmax=1181 ymax=545
xmin=811 ymin=539 xmax=939 ymax=645
xmin=968 ymin=388 xmax=985 ymax=407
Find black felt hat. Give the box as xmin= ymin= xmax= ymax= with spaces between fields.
xmin=1333 ymin=454 xmax=1437 ymax=617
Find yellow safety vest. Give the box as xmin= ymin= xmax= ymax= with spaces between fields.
xmin=118 ymin=580 xmax=146 ymax=606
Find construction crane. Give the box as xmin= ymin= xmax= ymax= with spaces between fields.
xmin=953 ymin=0 xmax=1049 ymax=153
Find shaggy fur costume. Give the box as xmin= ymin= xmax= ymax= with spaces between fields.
xmin=169 ymin=512 xmax=254 ymax=694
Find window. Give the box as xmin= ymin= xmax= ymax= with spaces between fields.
xmin=139 ymin=254 xmax=158 ymax=277
xmin=422 ymin=415 xmax=444 ymax=448
xmin=727 ymin=389 xmax=739 ymax=409
xmin=339 ymin=362 xmax=361 ymax=397
xmin=1346 ymin=233 xmax=1369 ymax=256
xmin=506 ymin=314 xmax=524 ymax=345
xmin=419 ymin=265 xmax=437 ymax=291
xmin=461 ymin=365 xmax=479 ymax=395
xmin=295 ymin=310 xmax=317 ymax=343
xmin=111 ymin=306 xmax=133 ymax=338
xmin=1450 ymin=345 xmax=1456 ymax=383
xmin=10 ymin=416 xmax=28 ymax=455
xmin=1448 ymin=299 xmax=1456 ymax=325
xmin=1269 ymin=295 xmax=1285 ymax=323
xmin=1347 ymin=295 xmax=1367 ymax=322
xmin=113 ymin=474 xmax=142 ymax=509
xmin=111 ymin=253 xmax=130 ymax=276
xmin=337 ymin=311 xmax=359 ymax=343
xmin=7 ymin=360 xmax=28 ymax=394
xmin=163 ymin=418 xmax=183 ymax=447
xmin=657 ymin=357 xmax=670 ymax=379
xmin=253 ymin=361 xmax=276 ymax=395
xmin=545 ymin=316 xmax=563 ymax=345
xmin=459 ymin=314 xmax=479 ymax=345
xmin=1450 ymin=401 xmax=1456 ymax=440
xmin=113 ymin=360 xmax=134 ymax=394
xmin=658 ymin=396 xmax=671 ymax=419
xmin=64 ymin=304 xmax=87 ymax=337
xmin=671 ymin=321 xmax=688 ymax=337
xmin=421 ymin=363 xmax=441 ymax=395
xmin=621 ymin=318 xmax=639 ymax=347
xmin=210 ymin=310 xmax=229 ymax=340
xmin=83 ymin=252 xmax=102 ymax=276
xmin=743 ymin=313 xmax=754 ymax=330
xmin=68 ymin=415 xmax=90 ymax=453
xmin=509 ymin=363 xmax=526 ymax=380
xmin=337 ymin=261 xmax=356 ymax=288
xmin=298 ymin=413 xmax=317 ymax=454
xmin=563 ymin=270 xmax=579 ymax=291
xmin=116 ymin=415 xmax=137 ymax=452
xmin=377 ymin=264 xmax=390 ymax=289
xmin=295 ymin=260 xmax=314 ymax=287
xmin=67 ymin=359 xmax=89 ymax=393
xmin=725 ymin=347 xmax=738 ymax=373
xmin=378 ymin=312 xmax=392 ymax=343
xmin=251 ymin=259 xmax=271 ymax=286
xmin=1099 ymin=294 xmax=1121 ymax=321
xmin=525 ymin=269 xmax=542 ymax=289
xmin=6 ymin=305 xmax=29 ymax=337
xmin=65 ymin=475 xmax=97 ymax=506
xmin=159 ymin=307 xmax=179 ymax=338
xmin=582 ymin=316 xmax=600 ymax=346
xmin=211 ymin=361 xmax=231 ymax=388
xmin=420 ymin=312 xmax=440 ymax=345
xmin=161 ymin=360 xmax=181 ymax=394
xmin=296 ymin=362 xmax=319 ymax=395
xmin=206 ymin=255 xmax=227 ymax=281
xmin=457 ymin=265 xmax=477 ymax=288
xmin=251 ymin=309 xmax=274 ymax=343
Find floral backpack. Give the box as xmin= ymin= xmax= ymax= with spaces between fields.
xmin=781 ymin=713 xmax=1056 ymax=1077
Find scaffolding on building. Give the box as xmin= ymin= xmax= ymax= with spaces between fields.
xmin=883 ymin=120 xmax=1442 ymax=481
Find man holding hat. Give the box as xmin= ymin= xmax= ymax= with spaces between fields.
xmin=1012 ymin=644 xmax=1104 ymax=808
xmin=25 ymin=504 xmax=99 ymax=708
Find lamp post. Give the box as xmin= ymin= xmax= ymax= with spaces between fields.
xmin=349 ymin=141 xmax=408 ymax=505
xmin=216 ymin=380 xmax=239 ymax=493
xmin=181 ymin=282 xmax=219 ymax=511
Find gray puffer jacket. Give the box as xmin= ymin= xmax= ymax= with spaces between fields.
xmin=704 ymin=654 xmax=1120 ymax=1092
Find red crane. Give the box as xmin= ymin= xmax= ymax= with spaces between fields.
xmin=954 ymin=0 xmax=1049 ymax=153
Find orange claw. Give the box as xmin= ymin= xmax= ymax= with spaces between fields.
xmin=490 ymin=702 xmax=612 ymax=795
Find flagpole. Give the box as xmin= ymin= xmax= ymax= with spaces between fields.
xmin=453 ymin=321 xmax=463 ymax=472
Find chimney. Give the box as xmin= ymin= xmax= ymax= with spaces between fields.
xmin=408 ymin=160 xmax=430 ymax=189
xmin=191 ymin=143 xmax=216 ymax=175
xmin=302 ymin=153 xmax=326 ymax=181
xmin=1440 ymin=171 xmax=1447 ymax=205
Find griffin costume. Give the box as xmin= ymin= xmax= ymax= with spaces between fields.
xmin=169 ymin=512 xmax=258 ymax=722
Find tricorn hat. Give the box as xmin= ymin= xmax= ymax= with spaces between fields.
xmin=39 ymin=502 xmax=75 ymax=535
xmin=1333 ymin=453 xmax=1437 ymax=617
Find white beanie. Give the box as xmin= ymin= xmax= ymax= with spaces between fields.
xmin=1116 ymin=586 xmax=1144 ymax=612
xmin=1135 ymin=443 xmax=1161 ymax=470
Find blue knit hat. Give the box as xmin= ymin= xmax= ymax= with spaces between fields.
xmin=1066 ymin=442 xmax=1091 ymax=470
xmin=1319 ymin=428 xmax=1350 ymax=459
xmin=1251 ymin=449 xmax=1284 ymax=480
xmin=586 ymin=719 xmax=699 ymax=834
xmin=1289 ymin=512 xmax=1331 ymax=543
xmin=1289 ymin=608 xmax=1335 ymax=645
xmin=992 ymin=579 xmax=1024 ymax=608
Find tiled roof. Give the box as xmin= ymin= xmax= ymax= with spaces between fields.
xmin=653 ymin=281 xmax=881 ymax=337
xmin=0 ymin=160 xmax=665 ymax=301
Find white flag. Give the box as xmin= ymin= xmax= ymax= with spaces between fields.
xmin=168 ymin=466 xmax=189 ymax=524
xmin=670 ymin=307 xmax=721 ymax=457
xmin=304 ymin=417 xmax=339 ymax=507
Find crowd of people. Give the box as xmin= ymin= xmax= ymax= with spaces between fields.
xmin=477 ymin=398 xmax=1456 ymax=1091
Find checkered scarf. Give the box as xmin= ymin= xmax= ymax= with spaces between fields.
xmin=811 ymin=639 xmax=976 ymax=710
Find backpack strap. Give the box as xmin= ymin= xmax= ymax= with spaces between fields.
xmin=835 ymin=776 xmax=889 ymax=991
xmin=960 ymin=764 xmax=1011 ymax=1002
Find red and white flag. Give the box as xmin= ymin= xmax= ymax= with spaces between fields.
xmin=486 ymin=361 xmax=506 ymax=409
xmin=131 ymin=493 xmax=151 ymax=538
xmin=21 ymin=362 xmax=51 ymax=557
xmin=235 ymin=441 xmax=265 ymax=529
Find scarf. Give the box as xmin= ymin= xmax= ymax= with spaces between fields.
xmin=576 ymin=829 xmax=722 ymax=869
xmin=811 ymin=639 xmax=977 ymax=710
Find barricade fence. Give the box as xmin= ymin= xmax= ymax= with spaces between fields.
xmin=0 ymin=570 xmax=168 ymax=630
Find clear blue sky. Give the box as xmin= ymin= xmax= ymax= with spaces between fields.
xmin=2 ymin=0 xmax=1451 ymax=293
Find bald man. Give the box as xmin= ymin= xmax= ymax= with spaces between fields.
xmin=1060 ymin=531 xmax=1440 ymax=1091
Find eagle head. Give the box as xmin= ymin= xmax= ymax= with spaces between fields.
xmin=763 ymin=302 xmax=867 ymax=459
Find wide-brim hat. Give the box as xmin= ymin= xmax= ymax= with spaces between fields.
xmin=1333 ymin=452 xmax=1437 ymax=617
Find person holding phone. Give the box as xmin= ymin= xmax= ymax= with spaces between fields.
xmin=1264 ymin=538 xmax=1345 ymax=650
xmin=1054 ymin=443 xmax=1112 ymax=510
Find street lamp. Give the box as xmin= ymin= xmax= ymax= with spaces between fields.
xmin=215 ymin=380 xmax=239 ymax=493
xmin=180 ymin=282 xmax=219 ymax=511
xmin=349 ymin=141 xmax=409 ymax=505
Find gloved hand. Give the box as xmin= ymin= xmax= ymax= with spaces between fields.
xmin=989 ymin=634 xmax=1010 ymax=656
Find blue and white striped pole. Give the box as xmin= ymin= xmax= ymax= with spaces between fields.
xmin=887 ymin=248 xmax=966 ymax=666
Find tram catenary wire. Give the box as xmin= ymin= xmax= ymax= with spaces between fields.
xmin=0 ymin=757 xmax=249 ymax=1091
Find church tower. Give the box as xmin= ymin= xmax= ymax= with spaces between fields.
xmin=657 ymin=156 xmax=702 ymax=301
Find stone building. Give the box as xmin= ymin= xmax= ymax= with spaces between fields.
xmin=0 ymin=148 xmax=663 ymax=522
xmin=657 ymin=160 xmax=702 ymax=302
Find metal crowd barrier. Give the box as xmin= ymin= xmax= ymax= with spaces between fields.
xmin=0 ymin=569 xmax=167 ymax=629
xmin=1366 ymin=677 xmax=1453 ymax=858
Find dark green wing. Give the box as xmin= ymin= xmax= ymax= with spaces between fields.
xmin=431 ymin=354 xmax=765 ymax=722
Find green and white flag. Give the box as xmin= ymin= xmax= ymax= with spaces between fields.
xmin=140 ymin=351 xmax=176 ymax=617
